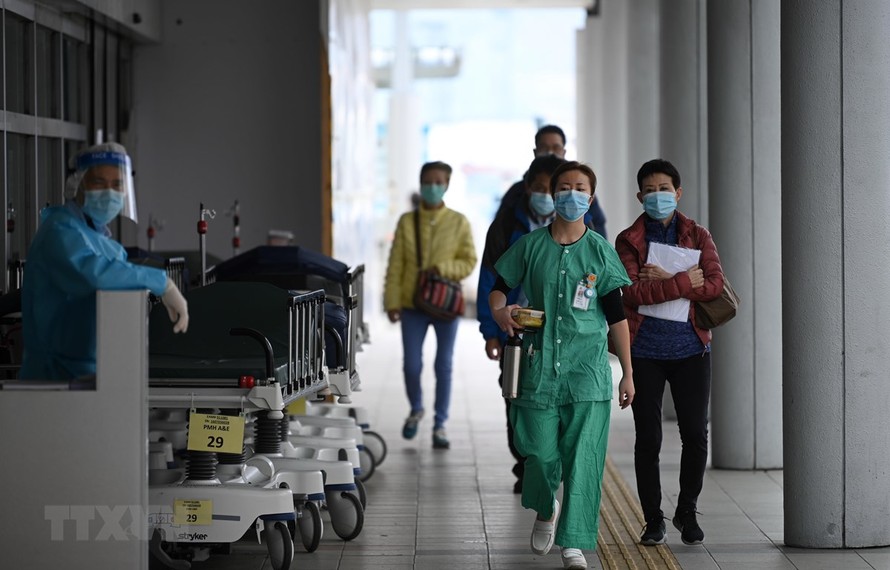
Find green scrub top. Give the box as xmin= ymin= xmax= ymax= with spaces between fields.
xmin=495 ymin=226 xmax=631 ymax=409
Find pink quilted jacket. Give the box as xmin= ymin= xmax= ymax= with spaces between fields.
xmin=614 ymin=212 xmax=725 ymax=348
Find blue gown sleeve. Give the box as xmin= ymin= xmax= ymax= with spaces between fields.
xmin=41 ymin=218 xmax=168 ymax=297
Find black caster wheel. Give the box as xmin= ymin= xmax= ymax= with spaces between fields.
xmin=263 ymin=521 xmax=294 ymax=570
xmin=295 ymin=500 xmax=322 ymax=552
xmin=363 ymin=430 xmax=387 ymax=466
xmin=358 ymin=445 xmax=376 ymax=482
xmin=328 ymin=491 xmax=364 ymax=541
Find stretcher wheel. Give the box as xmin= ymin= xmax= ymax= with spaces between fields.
xmin=263 ymin=521 xmax=294 ymax=570
xmin=357 ymin=445 xmax=376 ymax=482
xmin=328 ymin=491 xmax=364 ymax=541
xmin=363 ymin=430 xmax=387 ymax=466
xmin=148 ymin=529 xmax=191 ymax=570
xmin=355 ymin=477 xmax=367 ymax=510
xmin=296 ymin=501 xmax=322 ymax=552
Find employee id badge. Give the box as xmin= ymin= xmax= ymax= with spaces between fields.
xmin=573 ymin=282 xmax=591 ymax=311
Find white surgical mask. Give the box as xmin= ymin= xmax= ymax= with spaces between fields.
xmin=553 ymin=190 xmax=590 ymax=222
xmin=528 ymin=193 xmax=555 ymax=217
xmin=82 ymin=189 xmax=124 ymax=226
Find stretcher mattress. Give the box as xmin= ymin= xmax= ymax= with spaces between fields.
xmin=148 ymin=355 xmax=289 ymax=383
xmin=213 ymin=246 xmax=350 ymax=290
xmin=149 ymin=282 xmax=293 ymax=382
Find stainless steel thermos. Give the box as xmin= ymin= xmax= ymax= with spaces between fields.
xmin=502 ymin=335 xmax=523 ymax=400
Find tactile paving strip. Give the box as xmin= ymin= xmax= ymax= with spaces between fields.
xmin=597 ymin=457 xmax=682 ymax=570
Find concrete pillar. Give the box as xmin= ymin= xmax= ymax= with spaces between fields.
xmin=782 ymin=0 xmax=890 ymax=548
xmin=707 ymin=0 xmax=782 ymax=469
xmin=592 ymin=0 xmax=634 ymax=235
xmin=387 ymin=10 xmax=422 ymax=216
xmin=626 ymin=0 xmax=660 ymax=175
xmin=659 ymin=0 xmax=707 ymax=225
xmin=576 ymin=11 xmax=604 ymax=189
xmin=579 ymin=0 xmax=661 ymax=238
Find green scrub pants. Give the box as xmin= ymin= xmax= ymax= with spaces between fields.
xmin=510 ymin=399 xmax=611 ymax=550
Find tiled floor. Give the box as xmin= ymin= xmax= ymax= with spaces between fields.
xmin=188 ymin=316 xmax=890 ymax=570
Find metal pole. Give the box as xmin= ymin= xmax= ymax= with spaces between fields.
xmin=231 ymin=200 xmax=241 ymax=257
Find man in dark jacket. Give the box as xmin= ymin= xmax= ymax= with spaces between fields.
xmin=498 ymin=124 xmax=607 ymax=238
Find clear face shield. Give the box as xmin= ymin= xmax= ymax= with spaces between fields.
xmin=70 ymin=143 xmax=138 ymax=224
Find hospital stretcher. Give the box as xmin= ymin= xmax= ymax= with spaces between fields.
xmin=210 ymin=246 xmax=386 ymax=473
xmin=211 ymin=245 xmax=367 ymax=401
xmin=145 ymin=282 xmax=364 ymax=568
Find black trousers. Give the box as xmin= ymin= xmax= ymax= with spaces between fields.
xmin=631 ymin=353 xmax=711 ymax=522
xmin=497 ymin=354 xmax=525 ymax=479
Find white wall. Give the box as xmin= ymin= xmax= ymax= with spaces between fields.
xmin=329 ymin=0 xmax=375 ymax=269
xmin=131 ymin=0 xmax=325 ymax=258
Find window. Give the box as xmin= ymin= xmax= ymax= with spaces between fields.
xmin=36 ymin=25 xmax=61 ymax=119
xmin=5 ymin=13 xmax=33 ymax=114
xmin=37 ymin=137 xmax=63 ymax=213
xmin=63 ymin=36 xmax=89 ymax=123
xmin=1 ymin=3 xmax=134 ymax=291
xmin=6 ymin=134 xmax=35 ymax=261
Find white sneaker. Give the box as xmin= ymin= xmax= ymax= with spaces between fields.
xmin=561 ymin=547 xmax=587 ymax=569
xmin=530 ymin=499 xmax=560 ymax=555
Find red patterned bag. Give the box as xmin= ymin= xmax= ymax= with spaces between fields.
xmin=412 ymin=210 xmax=464 ymax=321
xmin=414 ymin=269 xmax=465 ymax=321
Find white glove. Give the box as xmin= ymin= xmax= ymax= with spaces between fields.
xmin=161 ymin=278 xmax=189 ymax=333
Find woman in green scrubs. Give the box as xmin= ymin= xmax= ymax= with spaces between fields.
xmin=489 ymin=161 xmax=634 ymax=570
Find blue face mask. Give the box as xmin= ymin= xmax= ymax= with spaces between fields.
xmin=82 ymin=189 xmax=125 ymax=226
xmin=643 ymin=191 xmax=678 ymax=220
xmin=528 ymin=193 xmax=555 ymax=217
xmin=420 ymin=183 xmax=447 ymax=206
xmin=553 ymin=190 xmax=590 ymax=222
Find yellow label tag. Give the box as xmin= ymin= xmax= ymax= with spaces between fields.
xmin=286 ymin=398 xmax=306 ymax=416
xmin=173 ymin=499 xmax=212 ymax=526
xmin=186 ymin=412 xmax=245 ymax=454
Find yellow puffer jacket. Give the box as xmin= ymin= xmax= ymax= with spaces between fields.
xmin=384 ymin=205 xmax=477 ymax=311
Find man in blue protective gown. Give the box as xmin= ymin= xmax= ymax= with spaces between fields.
xmin=20 ymin=142 xmax=189 ymax=380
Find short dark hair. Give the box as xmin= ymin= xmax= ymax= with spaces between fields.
xmin=420 ymin=161 xmax=452 ymax=182
xmin=524 ymin=155 xmax=567 ymax=187
xmin=534 ymin=125 xmax=566 ymax=147
xmin=549 ymin=161 xmax=597 ymax=195
xmin=637 ymin=159 xmax=681 ymax=190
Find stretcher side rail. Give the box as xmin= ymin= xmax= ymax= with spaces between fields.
xmin=347 ymin=264 xmax=371 ymax=346
xmin=289 ymin=289 xmax=328 ymax=397
xmin=334 ymin=293 xmax=359 ymax=377
xmin=164 ymin=256 xmax=187 ymax=293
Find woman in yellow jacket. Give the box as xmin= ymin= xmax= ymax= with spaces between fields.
xmin=384 ymin=161 xmax=477 ymax=449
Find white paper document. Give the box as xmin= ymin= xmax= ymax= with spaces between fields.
xmin=638 ymin=242 xmax=702 ymax=323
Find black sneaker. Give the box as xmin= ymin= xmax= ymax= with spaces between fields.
xmin=672 ymin=510 xmax=704 ymax=545
xmin=639 ymin=518 xmax=666 ymax=545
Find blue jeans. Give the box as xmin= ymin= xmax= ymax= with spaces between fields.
xmin=400 ymin=308 xmax=459 ymax=430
